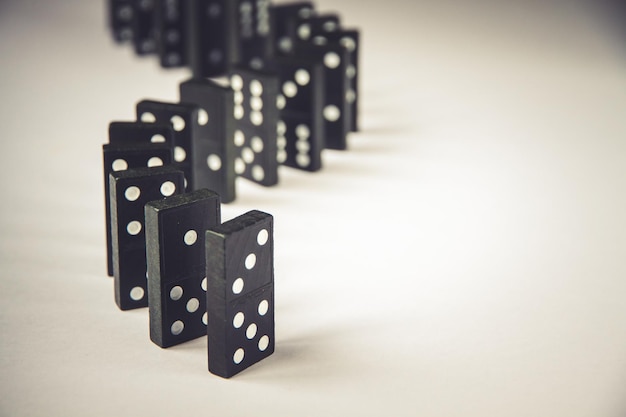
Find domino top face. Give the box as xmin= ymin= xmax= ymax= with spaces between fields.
xmin=179 ymin=78 xmax=237 ymax=203
xmin=206 ymin=210 xmax=274 ymax=378
xmin=186 ymin=0 xmax=239 ymax=78
xmin=230 ymin=68 xmax=279 ymax=186
xmin=136 ymin=100 xmax=200 ymax=191
xmin=154 ymin=0 xmax=189 ymax=67
xmin=109 ymin=165 xmax=185 ymax=310
xmin=145 ymin=188 xmax=221 ymax=348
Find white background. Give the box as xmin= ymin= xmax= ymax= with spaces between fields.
xmin=1 ymin=1 xmax=625 ymax=416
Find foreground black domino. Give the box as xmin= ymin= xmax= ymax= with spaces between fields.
xmin=180 ymin=78 xmax=237 ymax=202
xmin=230 ymin=68 xmax=279 ymax=186
xmin=103 ymin=141 xmax=173 ymax=276
xmin=206 ymin=210 xmax=275 ymax=378
xmin=146 ymin=189 xmax=221 ymax=348
xmin=136 ymin=100 xmax=201 ymax=191
xmin=110 ymin=166 xmax=185 ymax=310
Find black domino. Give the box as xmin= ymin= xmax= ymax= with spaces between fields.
xmin=234 ymin=0 xmax=275 ymax=70
xmin=108 ymin=0 xmax=134 ymax=43
xmin=293 ymin=13 xmax=359 ymax=136
xmin=103 ymin=141 xmax=173 ymax=277
xmin=131 ymin=0 xmax=158 ymax=55
xmin=296 ymin=43 xmax=351 ymax=150
xmin=109 ymin=166 xmax=185 ymax=310
xmin=109 ymin=121 xmax=174 ymax=146
xmin=294 ymin=13 xmax=341 ymax=45
xmin=272 ymin=56 xmax=325 ymax=171
xmin=136 ymin=100 xmax=200 ymax=191
xmin=154 ymin=0 xmax=189 ymax=67
xmin=179 ymin=78 xmax=237 ymax=203
xmin=145 ymin=189 xmax=221 ymax=348
xmin=230 ymin=68 xmax=279 ymax=186
xmin=324 ymin=29 xmax=360 ymax=132
xmin=206 ymin=210 xmax=275 ymax=378
xmin=271 ymin=2 xmax=316 ymax=56
xmin=186 ymin=0 xmax=239 ymax=78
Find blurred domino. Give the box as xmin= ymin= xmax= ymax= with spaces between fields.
xmin=230 ymin=68 xmax=280 ymax=186
xmin=154 ymin=0 xmax=189 ymax=67
xmin=109 ymin=166 xmax=185 ymax=310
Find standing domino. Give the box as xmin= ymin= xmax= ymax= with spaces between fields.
xmin=180 ymin=78 xmax=237 ymax=203
xmin=230 ymin=68 xmax=280 ymax=186
xmin=145 ymin=189 xmax=221 ymax=348
xmin=110 ymin=166 xmax=185 ymax=310
xmin=206 ymin=210 xmax=275 ymax=378
xmin=103 ymin=141 xmax=173 ymax=277
xmin=136 ymin=100 xmax=201 ymax=191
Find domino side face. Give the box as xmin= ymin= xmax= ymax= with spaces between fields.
xmin=109 ymin=166 xmax=185 ymax=310
xmin=145 ymin=189 xmax=221 ymax=348
xmin=206 ymin=210 xmax=275 ymax=378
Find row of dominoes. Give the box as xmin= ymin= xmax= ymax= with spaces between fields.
xmin=103 ymin=1 xmax=360 ymax=377
xmin=107 ymin=1 xmax=360 ymax=197
xmin=108 ymin=169 xmax=275 ymax=378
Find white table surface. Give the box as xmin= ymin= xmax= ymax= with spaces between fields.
xmin=1 ymin=1 xmax=625 ymax=416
